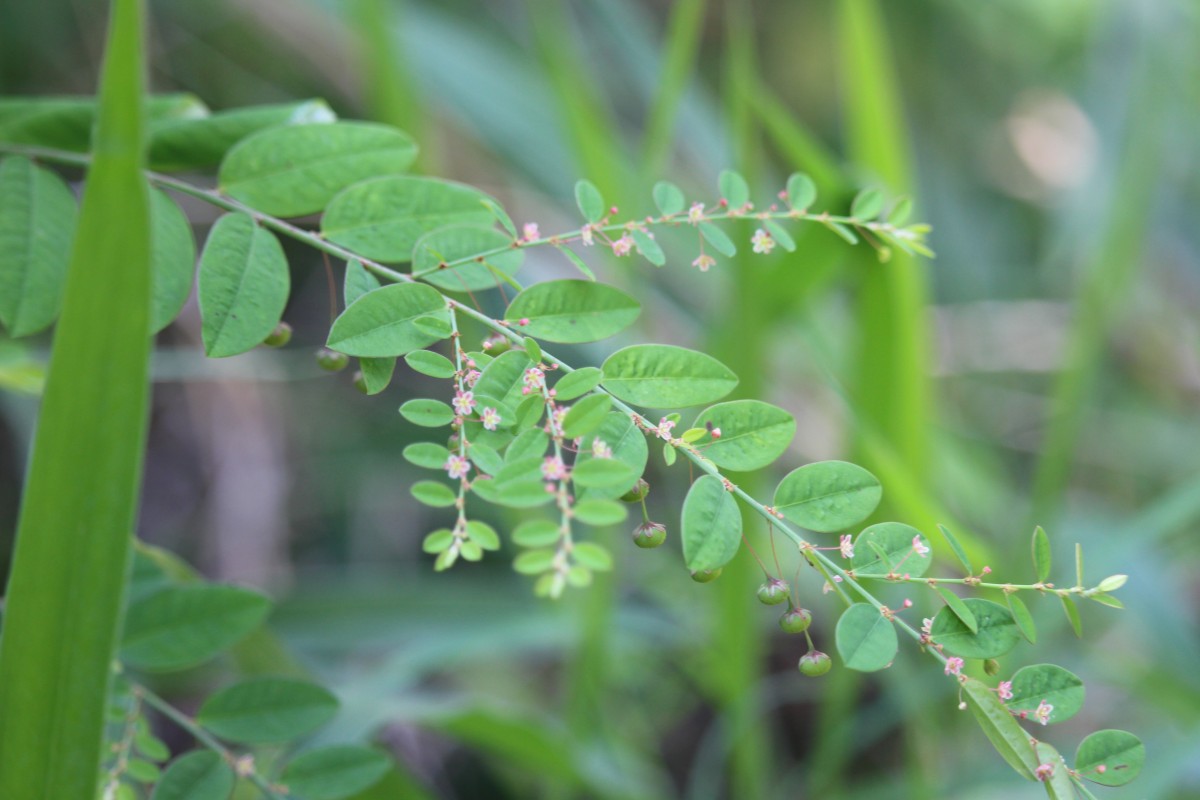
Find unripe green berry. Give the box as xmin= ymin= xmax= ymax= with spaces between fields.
xmin=316 ymin=347 xmax=349 ymax=372
xmin=262 ymin=321 xmax=292 ymax=348
xmin=690 ymin=567 xmax=722 ymax=583
xmin=353 ymin=370 xmax=369 ymax=394
xmin=983 ymin=658 xmax=1000 ymax=676
xmin=632 ymin=521 xmax=666 ymax=549
xmin=798 ymin=650 xmax=832 ymax=677
xmin=756 ymin=578 xmax=789 ymax=606
xmin=620 ymin=478 xmax=650 ymax=503
xmin=779 ymin=607 xmax=813 ymax=634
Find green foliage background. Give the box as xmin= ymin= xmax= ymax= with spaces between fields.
xmin=1 ymin=0 xmax=1197 ymax=797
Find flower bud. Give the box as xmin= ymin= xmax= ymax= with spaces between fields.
xmin=779 ymin=607 xmax=812 ymax=634
xmin=756 ymin=578 xmax=789 ymax=606
xmin=632 ymin=521 xmax=666 ymax=549
xmin=621 ymin=478 xmax=650 ymax=503
xmin=262 ymin=321 xmax=292 ymax=348
xmin=798 ymin=650 xmax=832 ymax=677
xmin=983 ymin=658 xmax=1000 ymax=676
xmin=690 ymin=567 xmax=722 ymax=583
xmin=316 ymin=347 xmax=349 ymax=372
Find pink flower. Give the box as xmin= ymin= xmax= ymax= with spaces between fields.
xmin=921 ymin=617 xmax=934 ymax=636
xmin=523 ymin=367 xmax=545 ymax=390
xmin=751 ymin=228 xmax=775 ymax=254
xmin=611 ymin=234 xmax=634 ymax=257
xmin=542 ymin=456 xmax=568 ymax=481
xmin=452 ymin=390 xmax=475 ymax=416
xmin=444 ymin=454 xmax=470 ymax=480
xmin=692 ymin=253 xmax=716 ymax=272
xmin=481 ymin=407 xmax=502 ymax=431
xmin=687 ymin=202 xmax=705 ymax=224
xmin=656 ymin=416 xmax=676 ymax=440
xmin=592 ymin=439 xmax=612 ymax=459
xmin=912 ymin=536 xmax=931 ymax=557
xmin=1034 ymin=699 xmax=1053 ymax=726
xmin=839 ymin=534 xmax=855 ymax=559
xmin=522 ymin=222 xmax=540 ymax=242
xmin=1034 ymin=763 xmax=1055 ymax=782
xmin=580 ymin=224 xmax=594 ymax=246
xmin=997 ymin=681 xmax=1013 ymax=701
xmin=464 ymin=369 xmax=481 ymax=387
xmin=944 ymin=657 xmax=964 ymax=676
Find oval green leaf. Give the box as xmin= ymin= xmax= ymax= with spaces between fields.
xmin=280 ymin=745 xmax=391 ymax=800
xmin=835 ymin=603 xmax=897 ymax=672
xmin=151 ymin=750 xmax=235 ymax=800
xmin=326 ymin=282 xmax=447 ymax=357
xmin=411 ymin=480 xmax=457 ymax=507
xmin=149 ymin=188 xmax=196 ymax=334
xmin=1075 ymin=730 xmax=1144 ymax=787
xmin=473 ymin=350 xmax=533 ymax=412
xmin=786 ymin=173 xmax=817 ymax=211
xmin=553 ymin=367 xmax=603 ymax=401
xmin=653 ymin=181 xmax=685 ymax=216
xmin=404 ymin=349 xmax=455 ymax=378
xmin=1032 ymin=525 xmax=1052 ymax=583
xmin=573 ymin=499 xmax=627 ymax=527
xmin=719 ymin=169 xmax=750 ymax=208
xmin=120 ymin=585 xmax=271 ymax=672
xmin=1006 ymin=663 xmax=1084 ymax=725
xmin=574 ymin=179 xmax=604 ymax=223
xmin=398 ymin=398 xmax=455 ymax=428
xmin=602 ymin=344 xmax=738 ymax=408
xmin=574 ymin=412 xmax=648 ymax=501
xmin=930 ymin=598 xmax=1021 ymax=660
xmin=681 ymin=474 xmax=742 ymax=572
xmin=402 ymin=442 xmax=450 ymax=469
xmin=504 ymin=280 xmax=640 ymax=344
xmin=412 ymin=225 xmax=523 ymax=292
xmin=196 ymin=678 xmax=338 ymax=744
xmin=1007 ymin=593 xmax=1037 ymax=644
xmin=852 ymin=522 xmax=932 ymax=578
xmin=693 ymin=399 xmax=795 ymax=472
xmin=936 ymin=586 xmax=978 ymax=633
xmin=960 ymin=677 xmax=1039 ymax=780
xmin=773 ymin=461 xmax=881 ymax=533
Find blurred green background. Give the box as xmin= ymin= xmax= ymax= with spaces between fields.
xmin=2 ymin=0 xmax=1198 ymax=797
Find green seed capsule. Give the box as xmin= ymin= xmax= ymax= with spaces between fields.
xmin=632 ymin=521 xmax=666 ymax=549
xmin=756 ymin=579 xmax=790 ymax=606
xmin=316 ymin=347 xmax=349 ymax=372
xmin=620 ymin=478 xmax=651 ymax=503
xmin=262 ymin=321 xmax=292 ymax=348
xmin=353 ymin=370 xmax=369 ymax=394
xmin=983 ymin=658 xmax=1000 ymax=676
xmin=798 ymin=650 xmax=832 ymax=677
xmin=779 ymin=607 xmax=813 ymax=634
xmin=690 ymin=567 xmax=722 ymax=583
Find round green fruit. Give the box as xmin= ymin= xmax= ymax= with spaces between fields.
xmin=316 ymin=347 xmax=349 ymax=372
xmin=798 ymin=650 xmax=832 ymax=677
xmin=690 ymin=567 xmax=722 ymax=583
xmin=779 ymin=607 xmax=812 ymax=634
xmin=756 ymin=579 xmax=790 ymax=606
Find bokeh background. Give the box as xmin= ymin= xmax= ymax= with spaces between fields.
xmin=2 ymin=0 xmax=1199 ymax=797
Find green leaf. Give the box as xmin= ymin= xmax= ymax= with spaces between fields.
xmin=513 ymin=520 xmax=560 ymax=548
xmin=326 ymin=283 xmax=447 ymax=357
xmin=681 ymin=475 xmax=742 ymax=572
xmin=852 ymin=522 xmax=932 ymax=578
xmin=507 ymin=428 xmax=549 ymax=464
xmin=553 ymin=367 xmax=603 ymax=401
xmin=937 ymin=524 xmax=973 ymax=575
xmin=473 ymin=350 xmax=533 ymax=412
xmin=522 ymin=337 xmax=542 ymax=365
xmin=514 ymin=549 xmax=556 ymax=574
xmin=1006 ymin=663 xmax=1084 ymax=725
xmin=601 ymin=344 xmax=738 ymax=408
xmin=556 ymin=245 xmax=595 ymax=280
xmin=574 ymin=412 xmax=648 ymax=501
xmin=0 ymin=156 xmax=77 ymax=337
xmin=411 ymin=481 xmax=457 ymax=508
xmin=1060 ymin=595 xmax=1083 ymax=638
xmin=960 ymin=678 xmax=1039 ymax=780
xmin=280 ymin=745 xmax=392 ymax=800
xmin=197 ymin=213 xmax=290 ymax=358
xmin=930 ymin=598 xmax=1021 ymax=660
xmin=149 ymin=188 xmax=196 ymax=334
xmin=562 ymin=393 xmax=612 ymax=439
xmin=699 ymin=222 xmax=736 ymax=257
xmin=0 ymin=94 xmax=201 ymax=152
xmin=196 ymin=678 xmax=338 ymax=744
xmin=358 ymin=357 xmax=397 ymax=395
xmin=773 ymin=461 xmax=882 ymax=532
xmin=468 ymin=443 xmax=505 ymax=476
xmin=125 ymin=758 xmax=161 ymax=784
xmin=574 ymin=179 xmax=605 ymax=223
xmin=719 ymin=169 xmax=750 ymax=208
xmin=1074 ymin=730 xmax=1144 ymax=786
xmin=120 ymin=585 xmax=271 ymax=672
xmin=573 ymin=499 xmax=627 ymax=526
xmin=1032 ymin=525 xmax=1052 ymax=583
xmin=343 ymin=259 xmax=381 ymax=305
xmin=572 ymin=542 xmax=613 ymax=571
xmin=653 ymin=181 xmax=685 ymax=216
xmin=467 ymin=521 xmax=501 ymax=551
xmin=504 ymin=280 xmax=640 ymax=344
xmin=785 ymin=172 xmax=817 ymax=210
xmin=1007 ymin=593 xmax=1037 ymax=644
xmin=404 ymin=349 xmax=456 ymax=379
xmin=571 ymin=458 xmax=636 ymax=489
xmin=321 ymin=176 xmax=493 ymax=262
xmin=631 ymin=229 xmax=665 ymax=266
xmin=693 ymin=400 xmax=795 ymax=472
xmin=1034 ymin=742 xmax=1074 ymax=800
xmin=822 ymin=220 xmax=859 ymax=244
xmin=887 ymin=196 xmax=913 ymax=226
xmin=151 ymin=750 xmax=235 ymax=800
xmin=412 ymin=225 xmax=523 ymax=292
xmin=471 ymin=461 xmax=555 ymax=509
xmin=402 ymin=442 xmax=450 ymax=470
xmin=399 ymin=398 xmax=455 ymax=428
xmin=834 ymin=603 xmax=897 ymax=672
xmin=850 ymin=186 xmax=884 ymax=219
xmin=219 ymin=122 xmax=417 ymax=217
xmin=149 ymin=99 xmax=335 ymax=172
xmin=764 ymin=220 xmax=796 ymax=252
xmin=422 ymin=529 xmax=453 ymax=553
xmin=936 ymin=586 xmax=977 ymax=633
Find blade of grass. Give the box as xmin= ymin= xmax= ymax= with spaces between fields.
xmin=0 ymin=0 xmax=152 ymax=796
xmin=639 ymin=0 xmax=707 ymax=176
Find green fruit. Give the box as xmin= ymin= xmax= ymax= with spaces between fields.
xmin=620 ymin=478 xmax=650 ymax=503
xmin=353 ymin=370 xmax=369 ymax=394
xmin=756 ymin=579 xmax=789 ymax=606
xmin=632 ymin=521 xmax=666 ymax=549
xmin=262 ymin=321 xmax=292 ymax=347
xmin=798 ymin=650 xmax=832 ymax=677
xmin=779 ymin=607 xmax=812 ymax=634
xmin=690 ymin=567 xmax=722 ymax=583
xmin=983 ymin=658 xmax=1000 ymax=676
xmin=316 ymin=347 xmax=349 ymax=372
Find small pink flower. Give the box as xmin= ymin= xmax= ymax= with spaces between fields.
xmin=997 ymin=681 xmax=1014 ymax=701
xmin=522 ymin=222 xmax=540 ymax=242
xmin=751 ymin=228 xmax=775 ymax=254
xmin=944 ymin=657 xmax=964 ymax=676
xmin=692 ymin=253 xmax=716 ymax=272
xmin=1034 ymin=763 xmax=1054 ymax=782
xmin=981 ymin=565 xmax=992 ymax=575
xmin=839 ymin=534 xmax=855 ymax=560
xmin=656 ymin=416 xmax=676 ymax=440
xmin=523 ymin=367 xmax=545 ymax=390
xmin=452 ymin=390 xmax=475 ymax=416
xmin=921 ymin=617 xmax=934 ymax=636
xmin=542 ymin=455 xmax=568 ymax=481
xmin=710 ymin=427 xmax=721 ymax=439
xmin=611 ymin=234 xmax=634 ymax=257
xmin=445 ymin=454 xmax=470 ymax=480
xmin=592 ymin=439 xmax=612 ymax=459
xmin=464 ymin=369 xmax=481 ymax=387
xmin=687 ymin=202 xmax=705 ymax=224
xmin=912 ymin=536 xmax=931 ymax=557
xmin=481 ymin=407 xmax=502 ymax=431
xmin=1034 ymin=699 xmax=1053 ymax=726
xmin=902 ymin=598 xmax=913 ymax=609
xmin=580 ymin=224 xmax=594 ymax=246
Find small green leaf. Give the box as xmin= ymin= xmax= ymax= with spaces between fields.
xmin=936 ymin=586 xmax=978 ymax=633
xmin=572 ymin=542 xmax=613 ymax=571
xmin=412 ymin=225 xmax=523 ymax=292
xmin=573 ymin=499 xmax=627 ymax=526
xmin=773 ymin=461 xmax=881 ymax=532
xmin=467 ymin=521 xmax=501 ymax=550
xmin=930 ymin=598 xmax=1021 ymax=660
xmin=681 ymin=475 xmax=741 ymax=572
xmin=403 ymin=442 xmax=450 ymax=469
xmin=196 ymin=678 xmax=338 ymax=744
xmin=504 ymin=280 xmax=640 ymax=344
xmin=553 ymin=367 xmax=603 ymax=401
xmin=399 ymin=398 xmax=455 ymax=427
xmin=1075 ymin=542 xmax=1084 ymax=588
xmin=850 ymin=187 xmax=884 ymax=220
xmin=411 ymin=481 xmax=457 ymax=507
xmin=556 ymin=245 xmax=595 ymax=280
xmin=574 ymin=412 xmax=648 ymax=501
xmin=602 ymin=344 xmax=738 ymax=408
xmin=404 ymin=349 xmax=456 ymax=379
xmin=1074 ymin=730 xmax=1144 ymax=786
xmin=327 ymin=283 xmax=448 ymax=357
xmin=219 ymin=122 xmax=416 ymax=217
xmin=823 ymin=220 xmax=858 ymax=244
xmin=960 ymin=678 xmax=1039 ymax=780
xmin=468 ymin=443 xmax=505 ymax=476
xmin=852 ymin=522 xmax=932 ymax=578
xmin=280 ymin=745 xmax=391 ymax=800
xmin=663 ymin=443 xmax=677 ymax=466
xmin=343 ymin=259 xmax=380 ymax=305
xmin=513 ymin=519 xmax=559 ymax=547
xmin=764 ymin=220 xmax=796 ymax=252
xmin=321 ymin=176 xmax=493 ymax=262
xmin=197 ymin=212 xmax=289 ymax=358
xmin=835 ymin=603 xmax=897 ymax=672
xmin=506 ymin=428 xmax=549 ymax=464
xmin=574 ymin=179 xmax=605 ymax=223
xmin=693 ymin=399 xmax=795 ymax=472
xmin=148 ymin=188 xmax=196 ymax=334
xmin=631 ymin=229 xmax=665 ymax=266
xmin=887 ymin=196 xmax=913 ymax=226
xmin=653 ymin=181 xmax=685 ymax=216
xmin=562 ymin=393 xmax=612 ymax=439
xmin=472 ymin=350 xmax=533 ymax=411
xmin=358 ymin=357 xmax=397 ymax=395
xmin=785 ymin=173 xmax=817 ymax=210
xmin=481 ymin=197 xmax=518 ymax=239
xmin=1007 ymin=593 xmax=1037 ymax=644
xmin=120 ymin=585 xmax=271 ymax=672
xmin=937 ymin=523 xmax=973 ymax=575
xmin=125 ymin=759 xmax=162 ymax=784
xmin=1060 ymin=595 xmax=1083 ymax=638
xmin=522 ymin=336 xmax=542 ymax=364
xmin=151 ymin=750 xmax=234 ymax=800
xmin=422 ymin=529 xmax=453 ymax=553
xmin=514 ymin=549 xmax=555 ymax=574
xmin=699 ymin=222 xmax=736 ymax=257
xmin=571 ymin=458 xmax=636 ymax=489
xmin=1006 ymin=663 xmax=1084 ymax=725
xmin=718 ymin=169 xmax=750 ymax=208
xmin=1032 ymin=526 xmax=1052 ymax=583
